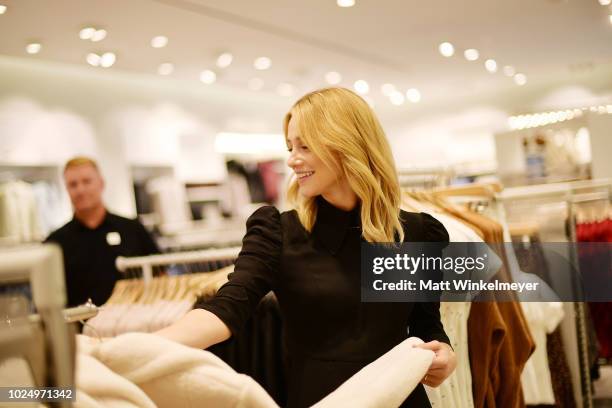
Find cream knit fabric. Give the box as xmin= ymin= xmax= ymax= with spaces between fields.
xmin=75 ymin=333 xmax=435 ymax=408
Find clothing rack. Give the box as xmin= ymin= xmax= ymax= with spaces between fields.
xmin=156 ymin=223 xmax=246 ymax=252
xmin=397 ymin=167 xmax=455 ymax=189
xmin=568 ymin=188 xmax=611 ymax=408
xmin=570 ymin=187 xmax=612 ymax=357
xmin=106 ymin=245 xmax=289 ymax=404
xmin=27 ymin=299 xmax=100 ymax=325
xmin=116 ymin=246 xmax=242 ymax=283
xmin=498 ymin=179 xmax=612 ymax=408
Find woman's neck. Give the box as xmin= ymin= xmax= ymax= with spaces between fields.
xmin=321 ymin=183 xmax=358 ymax=211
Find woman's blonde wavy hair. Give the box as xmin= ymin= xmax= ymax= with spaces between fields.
xmin=284 ymin=87 xmax=404 ymax=243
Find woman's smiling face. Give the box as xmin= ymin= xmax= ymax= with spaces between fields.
xmin=286 ymin=116 xmax=339 ymax=199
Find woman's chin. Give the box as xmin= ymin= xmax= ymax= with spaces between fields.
xmin=298 ymin=187 xmax=318 ymax=198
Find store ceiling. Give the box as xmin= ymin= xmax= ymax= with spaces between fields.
xmin=0 ymin=0 xmax=611 ymax=119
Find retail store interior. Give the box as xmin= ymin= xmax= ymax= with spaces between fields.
xmin=1 ymin=0 xmax=612 ymax=407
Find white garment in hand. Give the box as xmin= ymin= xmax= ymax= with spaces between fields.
xmin=82 ymin=333 xmax=277 ymax=408
xmin=313 ymin=337 xmax=435 ymax=408
xmin=74 ymin=353 xmax=155 ymax=408
xmin=76 ymin=334 xmax=436 ymax=408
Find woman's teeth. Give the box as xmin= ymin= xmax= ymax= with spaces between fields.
xmin=298 ymin=171 xmax=314 ymax=179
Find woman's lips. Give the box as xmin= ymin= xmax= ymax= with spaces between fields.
xmin=296 ymin=171 xmax=314 ymax=183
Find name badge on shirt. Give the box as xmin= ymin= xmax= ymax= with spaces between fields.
xmin=106 ymin=232 xmax=121 ymax=246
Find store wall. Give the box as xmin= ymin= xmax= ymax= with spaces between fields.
xmin=0 ymin=56 xmax=287 ymax=217
xmin=385 ymin=106 xmax=505 ymax=174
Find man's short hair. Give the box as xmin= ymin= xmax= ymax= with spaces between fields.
xmin=64 ymin=156 xmax=100 ymax=173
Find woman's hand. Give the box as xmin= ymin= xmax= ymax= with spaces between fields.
xmin=415 ymin=340 xmax=456 ymax=387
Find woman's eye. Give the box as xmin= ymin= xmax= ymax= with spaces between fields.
xmin=301 ymin=145 xmax=309 ymax=151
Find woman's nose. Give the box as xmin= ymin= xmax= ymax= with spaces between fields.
xmin=287 ymin=152 xmax=303 ymax=168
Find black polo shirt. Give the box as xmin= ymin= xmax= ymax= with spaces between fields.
xmin=45 ymin=211 xmax=159 ymax=307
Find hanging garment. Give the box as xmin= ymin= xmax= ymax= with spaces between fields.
xmin=423 ymin=214 xmax=479 ymax=408
xmin=576 ymin=219 xmax=612 ymax=360
xmin=520 ymin=302 xmax=564 ymax=405
xmin=425 ymin=302 xmax=474 ymax=408
xmin=32 ymin=180 xmax=69 ymax=237
xmin=510 ymin=232 xmax=587 ymax=404
xmin=257 ymin=161 xmax=282 ymax=204
xmin=467 ymin=302 xmax=507 ymax=408
xmin=546 ymin=327 xmax=577 ymax=408
xmin=0 ymin=180 xmax=42 ymax=243
xmin=444 ymin=209 xmax=535 ymax=408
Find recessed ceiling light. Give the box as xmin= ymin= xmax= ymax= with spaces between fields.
xmin=200 ymin=70 xmax=217 ymax=84
xmin=86 ymin=53 xmax=101 ymax=67
xmin=438 ymin=42 xmax=455 ymax=57
xmin=325 ymin=71 xmax=342 ymax=85
xmin=503 ymin=65 xmax=516 ymax=77
xmin=91 ymin=29 xmax=107 ymax=42
xmin=79 ymin=27 xmax=96 ymax=40
xmin=381 ymin=83 xmax=396 ymax=96
xmin=337 ymin=0 xmax=355 ymax=7
xmin=277 ymin=83 xmax=295 ymax=97
xmin=248 ymin=77 xmax=264 ymax=91
xmin=514 ymin=73 xmax=527 ymax=86
xmin=151 ymin=36 xmax=168 ymax=48
xmin=406 ymin=88 xmax=421 ymax=103
xmin=598 ymin=0 xmax=611 ymax=5
xmin=390 ymin=91 xmax=405 ymax=106
xmin=99 ymin=52 xmax=116 ymax=68
xmin=254 ymin=57 xmax=271 ymax=70
xmin=464 ymin=49 xmax=479 ymax=61
xmin=485 ymin=59 xmax=497 ymax=73
xmin=0 ymin=4 xmax=7 ymax=14
xmin=25 ymin=43 xmax=41 ymax=55
xmin=353 ymin=79 xmax=369 ymax=94
xmin=216 ymin=52 xmax=233 ymax=68
xmin=158 ymin=63 xmax=174 ymax=76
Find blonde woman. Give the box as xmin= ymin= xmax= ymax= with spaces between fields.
xmin=157 ymin=87 xmax=456 ymax=407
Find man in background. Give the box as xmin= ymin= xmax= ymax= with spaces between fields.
xmin=46 ymin=157 xmax=159 ymax=307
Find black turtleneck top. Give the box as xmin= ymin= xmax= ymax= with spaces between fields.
xmin=198 ymin=196 xmax=450 ymax=407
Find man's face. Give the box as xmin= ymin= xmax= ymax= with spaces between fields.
xmin=64 ymin=164 xmax=104 ymax=212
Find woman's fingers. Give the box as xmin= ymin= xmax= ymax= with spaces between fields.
xmin=415 ymin=340 xmax=442 ymax=352
xmin=421 ymin=371 xmax=445 ymax=387
xmin=417 ymin=340 xmax=457 ymax=387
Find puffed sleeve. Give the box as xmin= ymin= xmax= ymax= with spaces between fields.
xmin=196 ymin=206 xmax=282 ymax=336
xmin=422 ymin=212 xmax=450 ymax=243
xmin=408 ymin=213 xmax=451 ymax=345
